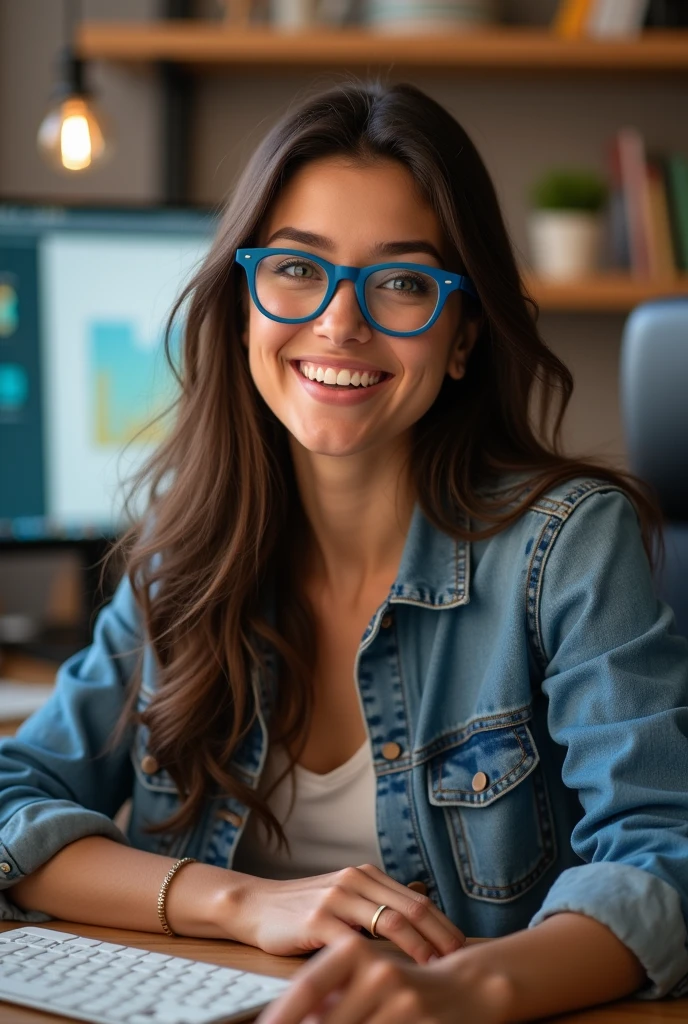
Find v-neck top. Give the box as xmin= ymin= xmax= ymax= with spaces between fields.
xmin=233 ymin=740 xmax=384 ymax=879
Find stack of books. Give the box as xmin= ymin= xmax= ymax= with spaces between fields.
xmin=609 ymin=130 xmax=688 ymax=276
xmin=553 ymin=0 xmax=687 ymax=37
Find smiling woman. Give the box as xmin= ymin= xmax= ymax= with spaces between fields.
xmin=1 ymin=80 xmax=688 ymax=1024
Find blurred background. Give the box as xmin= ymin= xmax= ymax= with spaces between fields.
xmin=0 ymin=0 xmax=687 ymax=684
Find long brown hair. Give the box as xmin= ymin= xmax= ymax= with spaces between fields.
xmin=109 ymin=79 xmax=660 ymax=844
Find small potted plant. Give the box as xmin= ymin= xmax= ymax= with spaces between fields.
xmin=528 ymin=169 xmax=608 ymax=279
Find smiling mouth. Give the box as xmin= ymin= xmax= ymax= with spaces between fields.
xmin=296 ymin=360 xmax=391 ymax=389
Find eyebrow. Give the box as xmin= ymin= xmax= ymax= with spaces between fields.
xmin=264 ymin=227 xmax=445 ymax=265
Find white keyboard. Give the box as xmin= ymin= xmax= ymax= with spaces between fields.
xmin=0 ymin=925 xmax=292 ymax=1024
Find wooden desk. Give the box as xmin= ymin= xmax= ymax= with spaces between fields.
xmin=1 ymin=921 xmax=687 ymax=1023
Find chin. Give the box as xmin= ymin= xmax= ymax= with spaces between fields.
xmin=293 ymin=428 xmax=373 ymax=458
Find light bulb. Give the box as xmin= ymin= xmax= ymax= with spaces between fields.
xmin=37 ymin=95 xmax=110 ymax=172
xmin=37 ymin=50 xmax=113 ymax=173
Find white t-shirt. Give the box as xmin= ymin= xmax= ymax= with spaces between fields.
xmin=233 ymin=740 xmax=384 ymax=879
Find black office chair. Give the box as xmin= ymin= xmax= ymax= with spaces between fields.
xmin=620 ymin=298 xmax=688 ymax=638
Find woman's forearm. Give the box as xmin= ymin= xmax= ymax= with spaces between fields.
xmin=455 ymin=911 xmax=647 ymax=1023
xmin=9 ymin=835 xmax=245 ymax=940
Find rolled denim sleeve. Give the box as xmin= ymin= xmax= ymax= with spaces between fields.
xmin=529 ymin=486 xmax=688 ymax=998
xmin=0 ymin=573 xmax=141 ymax=920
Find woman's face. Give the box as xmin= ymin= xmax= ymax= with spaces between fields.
xmin=244 ymin=155 xmax=475 ymax=459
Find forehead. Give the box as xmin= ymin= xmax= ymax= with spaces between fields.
xmin=260 ymin=156 xmax=445 ymax=250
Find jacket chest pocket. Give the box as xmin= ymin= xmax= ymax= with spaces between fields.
xmin=427 ymin=722 xmax=556 ymax=902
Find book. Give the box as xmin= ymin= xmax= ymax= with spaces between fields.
xmin=644 ymin=0 xmax=688 ymax=28
xmin=665 ymin=155 xmax=688 ymax=272
xmin=646 ymin=158 xmax=677 ymax=276
xmin=610 ymin=128 xmax=653 ymax=275
xmin=552 ymin=0 xmax=595 ymax=37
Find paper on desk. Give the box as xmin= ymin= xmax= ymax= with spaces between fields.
xmin=0 ymin=681 xmax=56 ymax=720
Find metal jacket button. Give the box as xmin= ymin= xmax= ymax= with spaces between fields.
xmin=140 ymin=754 xmax=159 ymax=774
xmin=380 ymin=613 xmax=393 ymax=629
xmin=407 ymin=880 xmax=428 ymax=896
xmin=472 ymin=771 xmax=489 ymax=792
xmin=216 ymin=809 xmax=243 ymax=828
xmin=0 ymin=862 xmax=11 ymax=874
xmin=381 ymin=741 xmax=402 ymax=761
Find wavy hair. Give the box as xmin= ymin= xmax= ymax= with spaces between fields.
xmin=108 ymin=80 xmax=661 ymax=845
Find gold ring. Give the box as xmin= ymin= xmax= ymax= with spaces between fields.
xmin=370 ymin=904 xmax=387 ymax=939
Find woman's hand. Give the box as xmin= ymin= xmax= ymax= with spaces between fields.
xmin=256 ymin=932 xmax=513 ymax=1024
xmin=228 ymin=864 xmax=465 ymax=963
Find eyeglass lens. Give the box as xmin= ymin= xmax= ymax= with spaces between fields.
xmin=254 ymin=253 xmax=440 ymax=332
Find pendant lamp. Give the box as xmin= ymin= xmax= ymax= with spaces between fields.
xmin=36 ymin=0 xmax=113 ymax=173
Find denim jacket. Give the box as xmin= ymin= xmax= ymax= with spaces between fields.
xmin=1 ymin=477 xmax=688 ymax=998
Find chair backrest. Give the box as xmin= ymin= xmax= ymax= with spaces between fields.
xmin=620 ymin=298 xmax=688 ymax=637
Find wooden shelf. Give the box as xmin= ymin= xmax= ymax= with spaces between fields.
xmin=76 ymin=24 xmax=688 ymax=73
xmin=526 ymin=274 xmax=688 ymax=312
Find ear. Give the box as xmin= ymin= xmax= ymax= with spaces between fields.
xmin=446 ymin=317 xmax=479 ymax=381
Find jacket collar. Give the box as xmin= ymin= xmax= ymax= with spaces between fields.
xmin=389 ymin=503 xmax=470 ymax=609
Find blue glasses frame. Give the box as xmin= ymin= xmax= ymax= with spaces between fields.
xmin=235 ymin=247 xmax=479 ymax=338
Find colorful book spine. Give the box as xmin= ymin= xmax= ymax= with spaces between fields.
xmin=665 ymin=155 xmax=688 ymax=272
xmin=646 ymin=159 xmax=677 ymax=276
xmin=553 ymin=0 xmax=595 ymax=37
xmin=612 ymin=128 xmax=652 ymax=276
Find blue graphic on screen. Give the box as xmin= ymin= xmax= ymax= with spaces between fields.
xmin=0 ymin=363 xmax=28 ymax=411
xmin=89 ymin=320 xmax=181 ymax=447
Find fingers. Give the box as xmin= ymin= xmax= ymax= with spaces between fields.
xmin=323 ymin=890 xmax=436 ymax=964
xmin=258 ymin=934 xmax=365 ymax=1024
xmin=335 ymin=865 xmax=465 ymax=959
xmin=321 ymin=954 xmax=415 ymax=1024
xmin=357 ymin=864 xmax=465 ymax=946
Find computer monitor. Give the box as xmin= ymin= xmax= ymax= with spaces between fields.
xmin=0 ymin=204 xmax=216 ymax=542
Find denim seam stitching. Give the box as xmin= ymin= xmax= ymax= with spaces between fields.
xmin=392 ymin=634 xmax=438 ymax=902
xmin=528 ymin=482 xmax=629 ymax=669
xmin=412 ymin=705 xmax=533 ymax=765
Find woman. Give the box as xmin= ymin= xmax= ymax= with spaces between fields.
xmin=1 ymin=81 xmax=687 ymax=1023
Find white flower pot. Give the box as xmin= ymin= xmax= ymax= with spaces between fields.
xmin=528 ymin=211 xmax=603 ymax=280
xmin=364 ymin=0 xmax=498 ymax=32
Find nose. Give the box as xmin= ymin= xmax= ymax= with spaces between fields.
xmin=312 ymin=280 xmax=372 ymax=346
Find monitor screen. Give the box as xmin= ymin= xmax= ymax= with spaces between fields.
xmin=0 ymin=205 xmax=216 ymax=541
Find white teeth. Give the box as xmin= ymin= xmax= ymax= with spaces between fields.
xmin=298 ymin=362 xmax=384 ymax=388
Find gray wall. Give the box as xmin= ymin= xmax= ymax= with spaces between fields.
xmin=0 ymin=0 xmax=686 ymax=624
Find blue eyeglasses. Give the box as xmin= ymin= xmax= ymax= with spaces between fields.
xmin=235 ymin=247 xmax=478 ymax=338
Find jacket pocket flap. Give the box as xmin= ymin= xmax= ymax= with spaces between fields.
xmin=427 ymin=723 xmax=539 ymax=808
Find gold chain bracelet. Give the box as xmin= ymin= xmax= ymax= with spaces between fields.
xmin=156 ymin=857 xmax=197 ymax=937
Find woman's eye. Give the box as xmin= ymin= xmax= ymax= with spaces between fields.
xmin=277 ymin=260 xmax=319 ymax=279
xmin=382 ymin=275 xmax=425 ymax=293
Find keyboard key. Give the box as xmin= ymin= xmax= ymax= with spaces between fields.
xmin=116 ymin=945 xmax=149 ymax=958
xmin=143 ymin=952 xmax=173 ymax=964
xmin=17 ymin=925 xmax=77 ymax=942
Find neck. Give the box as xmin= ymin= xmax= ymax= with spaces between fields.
xmin=290 ymin=435 xmax=415 ymax=604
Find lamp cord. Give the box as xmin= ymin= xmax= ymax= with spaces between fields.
xmin=64 ymin=0 xmax=82 ymax=47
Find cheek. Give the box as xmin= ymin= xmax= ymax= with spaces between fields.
xmin=246 ymin=308 xmax=293 ymax=376
xmin=394 ymin=331 xmax=455 ymax=386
